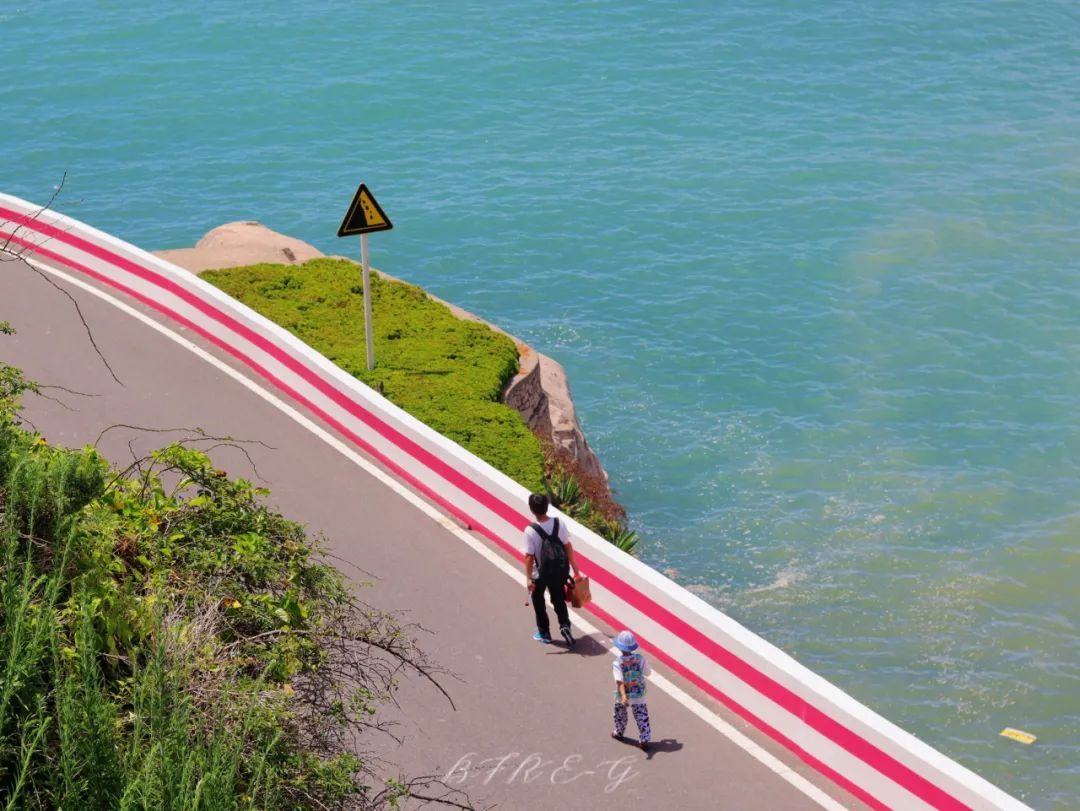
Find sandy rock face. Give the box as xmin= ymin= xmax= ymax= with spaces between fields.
xmin=408 ymin=287 xmax=609 ymax=488
xmin=156 ymin=221 xmax=324 ymax=273
xmin=155 ymin=223 xmax=610 ymax=494
xmin=502 ymin=348 xmax=608 ymax=485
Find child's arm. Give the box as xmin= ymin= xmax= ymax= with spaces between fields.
xmin=616 ymin=681 xmax=629 ymax=705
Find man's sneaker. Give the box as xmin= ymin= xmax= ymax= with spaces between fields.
xmin=560 ymin=625 xmax=575 ymax=647
xmin=532 ymin=631 xmax=552 ymax=644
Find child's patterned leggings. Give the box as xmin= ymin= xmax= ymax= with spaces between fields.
xmin=613 ymin=702 xmax=651 ymax=742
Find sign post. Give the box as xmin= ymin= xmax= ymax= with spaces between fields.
xmin=337 ymin=183 xmax=393 ymax=371
xmin=360 ymin=233 xmax=374 ymax=370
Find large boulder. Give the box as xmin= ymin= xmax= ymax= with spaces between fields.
xmin=156 ymin=221 xmax=324 ymax=272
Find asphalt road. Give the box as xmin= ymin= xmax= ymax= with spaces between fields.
xmin=0 ymin=255 xmax=871 ymax=811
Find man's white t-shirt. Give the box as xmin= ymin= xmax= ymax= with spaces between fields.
xmin=522 ymin=516 xmax=570 ymax=579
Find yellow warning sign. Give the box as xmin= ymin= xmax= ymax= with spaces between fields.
xmin=999 ymin=728 xmax=1036 ymax=745
xmin=337 ymin=183 xmax=393 ymax=236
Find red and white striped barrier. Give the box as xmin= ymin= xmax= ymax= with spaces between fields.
xmin=0 ymin=194 xmax=1029 ymax=811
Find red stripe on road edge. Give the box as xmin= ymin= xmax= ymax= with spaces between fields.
xmin=2 ymin=212 xmax=973 ymax=811
xmin=582 ymin=560 xmax=969 ymax=810
xmin=3 ymin=216 xmax=969 ymax=811
xmin=582 ymin=598 xmax=893 ymax=811
xmin=0 ymin=209 xmax=524 ymax=533
xmin=1 ymin=231 xmax=499 ymax=546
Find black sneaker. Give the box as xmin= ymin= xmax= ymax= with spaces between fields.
xmin=559 ymin=625 xmax=575 ymax=646
xmin=640 ymin=741 xmax=650 ymax=752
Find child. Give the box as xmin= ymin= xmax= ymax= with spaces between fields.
xmin=610 ymin=630 xmax=652 ymax=751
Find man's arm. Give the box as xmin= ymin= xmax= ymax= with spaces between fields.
xmin=565 ymin=542 xmax=582 ymax=578
xmin=524 ymin=554 xmax=536 ymax=591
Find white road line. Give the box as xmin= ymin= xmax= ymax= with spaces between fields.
xmin=32 ymin=261 xmax=849 ymax=811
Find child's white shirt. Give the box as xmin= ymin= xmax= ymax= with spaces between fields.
xmin=612 ymin=652 xmax=650 ymax=705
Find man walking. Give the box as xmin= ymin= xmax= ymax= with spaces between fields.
xmin=522 ymin=492 xmax=581 ymax=645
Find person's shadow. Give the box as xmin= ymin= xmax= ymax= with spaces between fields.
xmin=546 ymin=633 xmax=611 ymax=657
xmin=611 ymin=736 xmax=683 ymax=760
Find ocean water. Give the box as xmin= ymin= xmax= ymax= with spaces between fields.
xmin=2 ymin=2 xmax=1078 ymax=806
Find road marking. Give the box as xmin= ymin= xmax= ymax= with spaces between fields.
xmin=31 ymin=261 xmax=849 ymax=811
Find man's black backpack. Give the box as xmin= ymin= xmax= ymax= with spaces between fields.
xmin=532 ymin=518 xmax=569 ymax=581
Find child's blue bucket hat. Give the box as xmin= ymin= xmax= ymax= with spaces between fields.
xmin=613 ymin=630 xmax=639 ymax=652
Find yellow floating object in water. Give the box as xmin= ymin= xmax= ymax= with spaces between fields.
xmin=1000 ymin=728 xmax=1036 ymax=745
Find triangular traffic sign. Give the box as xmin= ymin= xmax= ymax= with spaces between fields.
xmin=337 ymin=184 xmax=393 ymax=237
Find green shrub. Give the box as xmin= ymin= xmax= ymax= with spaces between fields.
xmin=202 ymin=260 xmax=641 ymax=550
xmin=0 ymin=355 xmax=457 ymax=809
xmin=543 ymin=443 xmax=638 ymax=554
xmin=202 ymin=260 xmax=544 ymax=491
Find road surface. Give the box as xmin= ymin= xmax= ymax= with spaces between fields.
xmin=0 ymin=254 xmax=871 ymax=811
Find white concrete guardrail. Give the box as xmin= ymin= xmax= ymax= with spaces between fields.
xmin=0 ymin=193 xmax=1030 ymax=811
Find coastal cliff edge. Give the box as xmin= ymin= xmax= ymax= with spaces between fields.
xmin=155 ymin=221 xmax=610 ymax=493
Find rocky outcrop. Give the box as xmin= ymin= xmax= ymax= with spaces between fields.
xmin=155 ymin=223 xmax=610 ymax=489
xmin=415 ymin=293 xmax=610 ymax=487
xmin=502 ymin=347 xmax=608 ymax=484
xmin=155 ymin=221 xmax=323 ymax=272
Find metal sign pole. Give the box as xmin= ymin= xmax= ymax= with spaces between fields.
xmin=361 ymin=233 xmax=375 ymax=371
xmin=338 ymin=183 xmax=391 ymax=373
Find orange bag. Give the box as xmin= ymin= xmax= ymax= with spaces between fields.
xmin=565 ymin=575 xmax=592 ymax=608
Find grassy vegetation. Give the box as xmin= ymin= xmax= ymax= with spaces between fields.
xmin=0 ymin=252 xmax=639 ymax=808
xmin=542 ymin=446 xmax=639 ymax=556
xmin=202 ymin=260 xmax=545 ymax=491
xmin=0 ymin=352 xmax=460 ymax=809
xmin=202 ymin=259 xmax=641 ymax=551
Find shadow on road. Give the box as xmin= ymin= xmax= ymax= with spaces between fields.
xmin=546 ymin=633 xmax=611 ymax=657
xmin=610 ymin=735 xmax=684 ymax=760
xmin=643 ymin=738 xmax=683 ymax=760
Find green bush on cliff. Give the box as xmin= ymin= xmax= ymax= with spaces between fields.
xmin=0 ymin=356 xmax=458 ymax=809
xmin=202 ymin=260 xmax=545 ymax=491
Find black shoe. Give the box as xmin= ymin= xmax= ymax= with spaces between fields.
xmin=560 ymin=625 xmax=575 ymax=646
xmin=611 ymin=732 xmax=623 ymax=741
xmin=640 ymin=741 xmax=650 ymax=752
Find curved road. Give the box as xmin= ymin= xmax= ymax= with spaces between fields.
xmin=1 ymin=254 xmax=870 ymax=810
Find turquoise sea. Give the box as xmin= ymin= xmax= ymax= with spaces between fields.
xmin=2 ymin=2 xmax=1078 ymax=806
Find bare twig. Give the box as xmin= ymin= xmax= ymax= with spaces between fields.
xmin=35 ymin=383 xmax=100 ymax=397
xmin=98 ymin=424 xmax=275 ymax=491
xmin=0 ymin=173 xmax=67 ymax=259
xmin=15 ymin=413 xmax=38 ymax=433
xmin=372 ymin=775 xmax=481 ymax=810
xmin=95 ymin=423 xmax=274 ymax=451
xmin=27 ymin=389 xmax=75 ymax=411
xmin=24 ymin=383 xmax=100 ymax=413
xmin=7 ymin=255 xmax=124 ymax=386
xmin=1 ymin=182 xmax=126 ymax=386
